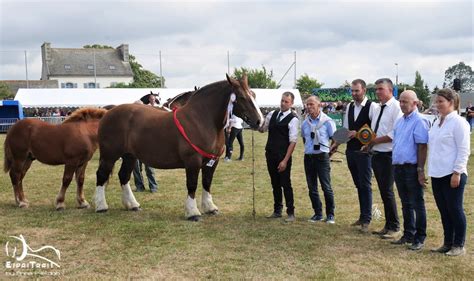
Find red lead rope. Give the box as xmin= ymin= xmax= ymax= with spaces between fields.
xmin=173 ymin=108 xmax=220 ymax=160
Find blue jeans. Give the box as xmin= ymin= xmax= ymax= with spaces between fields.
xmin=431 ymin=173 xmax=467 ymax=247
xmin=346 ymin=150 xmax=372 ymax=224
xmin=304 ymin=153 xmax=334 ymax=217
xmin=394 ymin=164 xmax=427 ymax=243
xmin=133 ymin=160 xmax=158 ymax=192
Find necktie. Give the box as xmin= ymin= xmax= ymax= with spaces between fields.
xmin=374 ymin=104 xmax=386 ymax=133
xmin=277 ymin=111 xmax=284 ymax=122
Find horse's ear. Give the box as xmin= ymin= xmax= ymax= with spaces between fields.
xmin=226 ymin=73 xmax=240 ymax=88
xmin=241 ymin=74 xmax=249 ymax=89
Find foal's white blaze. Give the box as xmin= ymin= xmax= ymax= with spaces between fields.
xmin=185 ymin=196 xmax=201 ymax=218
xmin=95 ymin=185 xmax=108 ymax=212
xmin=121 ymin=183 xmax=140 ymax=210
xmin=201 ymin=190 xmax=218 ymax=213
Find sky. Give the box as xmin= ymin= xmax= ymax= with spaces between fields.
xmin=0 ymin=0 xmax=472 ymax=90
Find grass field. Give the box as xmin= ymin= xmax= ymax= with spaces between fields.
xmin=0 ymin=132 xmax=472 ymax=279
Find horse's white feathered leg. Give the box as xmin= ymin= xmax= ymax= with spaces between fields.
xmin=95 ymin=185 xmax=108 ymax=212
xmin=185 ymin=196 xmax=201 ymax=219
xmin=121 ymin=183 xmax=140 ymax=210
xmin=201 ymin=190 xmax=218 ymax=214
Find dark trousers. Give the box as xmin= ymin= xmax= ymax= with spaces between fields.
xmin=394 ymin=165 xmax=426 ymax=243
xmin=372 ymin=152 xmax=399 ymax=231
xmin=432 ymin=173 xmax=467 ymax=247
xmin=346 ymin=150 xmax=373 ymax=224
xmin=266 ymin=152 xmax=294 ymax=215
xmin=225 ymin=127 xmax=244 ymax=159
xmin=304 ymin=153 xmax=334 ymax=217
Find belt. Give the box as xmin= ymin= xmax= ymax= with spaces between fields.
xmin=393 ymin=163 xmax=417 ymax=167
xmin=373 ymin=151 xmax=392 ymax=155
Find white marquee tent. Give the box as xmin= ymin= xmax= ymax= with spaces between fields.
xmin=14 ymin=88 xmax=303 ymax=109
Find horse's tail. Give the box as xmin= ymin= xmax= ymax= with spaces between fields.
xmin=3 ymin=137 xmax=12 ymax=173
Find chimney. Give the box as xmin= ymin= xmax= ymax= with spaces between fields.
xmin=41 ymin=42 xmax=51 ymax=80
xmin=117 ymin=44 xmax=129 ymax=62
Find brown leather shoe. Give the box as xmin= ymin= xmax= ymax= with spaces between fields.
xmin=360 ymin=223 xmax=370 ymax=233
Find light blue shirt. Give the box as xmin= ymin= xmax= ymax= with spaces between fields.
xmin=301 ymin=113 xmax=335 ymax=154
xmin=392 ymin=111 xmax=429 ymax=165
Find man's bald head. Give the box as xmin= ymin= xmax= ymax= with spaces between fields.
xmin=399 ymin=90 xmax=419 ymax=116
xmin=400 ymin=90 xmax=419 ymax=102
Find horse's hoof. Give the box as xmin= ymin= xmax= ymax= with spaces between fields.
xmin=130 ymin=207 xmax=142 ymax=212
xmin=187 ymin=215 xmax=201 ymax=222
xmin=77 ymin=202 xmax=91 ymax=209
xmin=205 ymin=210 xmax=219 ymax=216
xmin=56 ymin=207 xmax=65 ymax=211
xmin=96 ymin=208 xmax=108 ymax=213
xmin=18 ymin=202 xmax=29 ymax=208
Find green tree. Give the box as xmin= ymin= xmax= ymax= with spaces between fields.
xmin=296 ymin=73 xmax=324 ymax=99
xmin=397 ymin=71 xmax=430 ymax=108
xmin=232 ymin=66 xmax=277 ymax=88
xmin=0 ymin=82 xmax=14 ymax=100
xmin=109 ymin=54 xmax=164 ymax=88
xmin=443 ymin=62 xmax=473 ymax=92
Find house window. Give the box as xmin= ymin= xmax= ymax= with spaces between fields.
xmin=65 ymin=82 xmax=74 ymax=88
xmin=87 ymin=65 xmax=94 ymax=70
xmin=109 ymin=65 xmax=116 ymax=70
xmin=64 ymin=64 xmax=71 ymax=70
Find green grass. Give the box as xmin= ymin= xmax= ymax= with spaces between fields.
xmin=0 ymin=132 xmax=473 ymax=279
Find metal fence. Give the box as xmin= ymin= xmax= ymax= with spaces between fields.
xmin=0 ymin=117 xmax=66 ymax=133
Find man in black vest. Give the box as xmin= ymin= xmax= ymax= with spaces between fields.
xmin=259 ymin=92 xmax=300 ymax=222
xmin=332 ymin=79 xmax=378 ymax=232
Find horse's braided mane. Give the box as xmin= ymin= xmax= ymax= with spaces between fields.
xmin=63 ymin=107 xmax=107 ymax=123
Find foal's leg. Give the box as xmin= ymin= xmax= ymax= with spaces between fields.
xmin=17 ymin=158 xmax=33 ymax=207
xmin=9 ymin=159 xmax=29 ymax=208
xmin=201 ymin=162 xmax=219 ymax=215
xmin=55 ymin=164 xmax=76 ymax=210
xmin=118 ymin=154 xmax=141 ymax=211
xmin=75 ymin=163 xmax=90 ymax=209
xmin=185 ymin=165 xmax=202 ymax=221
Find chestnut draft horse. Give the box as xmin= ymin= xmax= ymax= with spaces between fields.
xmin=94 ymin=75 xmax=264 ymax=220
xmin=3 ymin=108 xmax=108 ymax=210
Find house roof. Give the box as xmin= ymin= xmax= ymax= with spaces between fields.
xmin=47 ymin=48 xmax=133 ymax=77
xmin=14 ymin=88 xmax=303 ymax=108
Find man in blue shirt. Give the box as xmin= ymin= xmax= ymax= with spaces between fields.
xmin=392 ymin=90 xmax=429 ymax=250
xmin=301 ymin=96 xmax=336 ymax=223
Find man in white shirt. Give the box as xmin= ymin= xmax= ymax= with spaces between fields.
xmin=363 ymin=78 xmax=403 ymax=239
xmin=259 ymin=92 xmax=299 ymax=222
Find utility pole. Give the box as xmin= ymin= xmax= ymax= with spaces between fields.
xmin=227 ymin=50 xmax=230 ymax=74
xmin=294 ymin=51 xmax=297 ymax=88
xmin=24 ymin=50 xmax=29 ymax=88
xmin=395 ymin=62 xmax=399 ymax=85
xmin=159 ymin=50 xmax=163 ymax=87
